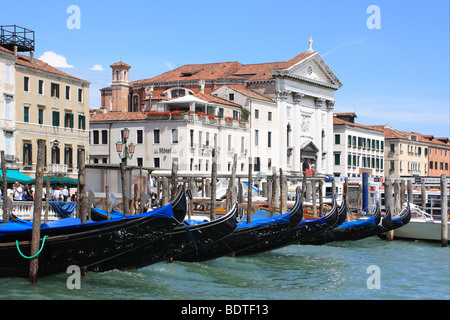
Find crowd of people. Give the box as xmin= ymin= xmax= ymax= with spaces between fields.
xmin=0 ymin=182 xmax=76 ymax=202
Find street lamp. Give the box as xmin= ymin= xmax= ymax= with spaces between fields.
xmin=115 ymin=128 xmax=135 ymax=165
xmin=115 ymin=128 xmax=136 ymax=217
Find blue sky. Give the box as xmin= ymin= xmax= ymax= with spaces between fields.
xmin=1 ymin=0 xmax=449 ymax=137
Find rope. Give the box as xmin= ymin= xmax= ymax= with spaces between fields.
xmin=16 ymin=236 xmax=49 ymax=259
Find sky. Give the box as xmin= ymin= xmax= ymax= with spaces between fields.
xmin=1 ymin=0 xmax=449 ymax=137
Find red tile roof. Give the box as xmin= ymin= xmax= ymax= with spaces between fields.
xmin=15 ymin=53 xmax=89 ymax=83
xmin=217 ymin=84 xmax=274 ymax=102
xmin=110 ymin=61 xmax=131 ymax=68
xmin=0 ymin=46 xmax=14 ymax=56
xmin=90 ymin=111 xmax=148 ymax=122
xmin=131 ymin=51 xmax=316 ymax=85
xmin=333 ymin=117 xmax=384 ymax=133
xmin=132 ymin=61 xmax=243 ymax=85
xmin=192 ymin=92 xmax=242 ymax=108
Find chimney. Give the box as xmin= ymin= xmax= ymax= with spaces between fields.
xmin=30 ymin=51 xmax=34 ymax=63
xmin=13 ymin=45 xmax=18 ymax=56
xmin=199 ymin=80 xmax=205 ymax=94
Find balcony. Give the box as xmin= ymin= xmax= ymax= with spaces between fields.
xmin=48 ymin=164 xmax=68 ymax=174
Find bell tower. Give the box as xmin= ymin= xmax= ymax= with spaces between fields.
xmin=110 ymin=61 xmax=131 ymax=112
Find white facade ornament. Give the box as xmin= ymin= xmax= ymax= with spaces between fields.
xmin=307 ymin=36 xmax=314 ymax=53
xmin=301 ymin=115 xmax=310 ymax=133
xmin=276 ymin=89 xmax=291 ymax=101
xmin=293 ymin=92 xmax=305 ymax=104
xmin=315 ymin=97 xmax=326 ymax=108
xmin=326 ymin=100 xmax=336 ymax=110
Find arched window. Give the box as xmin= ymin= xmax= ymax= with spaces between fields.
xmin=115 ymin=70 xmax=119 ymax=81
xmin=163 ymin=87 xmax=194 ymax=98
xmin=132 ymin=95 xmax=140 ymax=112
xmin=124 ymin=71 xmax=127 ymax=82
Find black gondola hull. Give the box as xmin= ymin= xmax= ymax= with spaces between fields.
xmin=235 ymin=196 xmax=341 ymax=256
xmin=89 ymin=204 xmax=240 ymax=272
xmin=0 ymin=187 xmax=187 ymax=278
xmin=177 ymin=188 xmax=304 ymax=262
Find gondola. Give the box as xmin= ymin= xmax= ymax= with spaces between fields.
xmin=302 ymin=201 xmax=381 ymax=245
xmin=235 ymin=193 xmax=343 ymax=256
xmin=377 ymin=203 xmax=412 ymax=240
xmin=88 ymin=202 xmax=242 ymax=272
xmin=0 ymin=186 xmax=186 ymax=278
xmin=176 ymin=187 xmax=304 ymax=263
xmin=305 ymin=201 xmax=411 ymax=245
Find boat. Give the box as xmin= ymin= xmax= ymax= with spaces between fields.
xmin=305 ymin=201 xmax=411 ymax=245
xmin=0 ymin=186 xmax=187 ymax=278
xmin=88 ymin=202 xmax=242 ymax=272
xmin=234 ymin=194 xmax=341 ymax=256
xmin=379 ymin=203 xmax=447 ymax=242
xmin=303 ymin=201 xmax=381 ymax=244
xmin=176 ymin=187 xmax=304 ymax=262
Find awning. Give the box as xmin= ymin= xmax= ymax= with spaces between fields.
xmin=40 ymin=176 xmax=78 ymax=187
xmin=0 ymin=170 xmax=34 ymax=184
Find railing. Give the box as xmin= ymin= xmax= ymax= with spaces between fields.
xmin=0 ymin=201 xmax=62 ymax=221
xmin=48 ymin=164 xmax=68 ymax=174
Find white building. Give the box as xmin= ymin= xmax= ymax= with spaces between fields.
xmin=93 ymin=38 xmax=343 ymax=176
xmin=0 ymin=46 xmax=17 ymax=168
xmin=90 ymin=101 xmax=251 ymax=175
xmin=333 ymin=113 xmax=385 ymax=177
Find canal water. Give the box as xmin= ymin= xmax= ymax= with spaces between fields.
xmin=1 ymin=237 xmax=448 ymax=300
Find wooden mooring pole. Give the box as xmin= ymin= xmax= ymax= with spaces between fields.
xmin=440 ymin=175 xmax=448 ymax=247
xmin=384 ymin=176 xmax=394 ymax=241
xmin=1 ymin=151 xmax=7 ymax=223
xmin=210 ymin=149 xmax=217 ymax=221
xmin=105 ymin=186 xmax=111 ymax=220
xmin=246 ymin=157 xmax=253 ymax=224
xmin=44 ymin=176 xmax=50 ymax=223
xmin=79 ymin=149 xmax=87 ymax=223
xmin=269 ymin=167 xmax=277 ymax=218
xmin=280 ymin=168 xmax=287 ymax=214
xmin=120 ymin=162 xmax=130 ymax=216
xmin=29 ymin=139 xmax=45 ymax=285
xmin=171 ymin=162 xmax=178 ymax=201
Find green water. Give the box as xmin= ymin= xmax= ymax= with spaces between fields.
xmin=1 ymin=237 xmax=449 ymax=300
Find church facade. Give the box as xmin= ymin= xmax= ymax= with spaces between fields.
xmin=94 ymin=38 xmax=342 ymax=175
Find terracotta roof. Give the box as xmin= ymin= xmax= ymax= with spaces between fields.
xmin=333 ymin=117 xmax=384 ymax=133
xmin=90 ymin=111 xmax=148 ymax=122
xmin=131 ymin=51 xmax=316 ymax=85
xmin=383 ymin=128 xmax=409 ymax=140
xmin=15 ymin=53 xmax=89 ymax=83
xmin=0 ymin=46 xmax=14 ymax=56
xmin=110 ymin=61 xmax=131 ymax=68
xmin=132 ymin=61 xmax=243 ymax=85
xmin=216 ymin=84 xmax=274 ymax=102
xmin=192 ymin=92 xmax=242 ymax=108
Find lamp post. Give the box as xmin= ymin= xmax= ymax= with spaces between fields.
xmin=115 ymin=128 xmax=135 ymax=165
xmin=115 ymin=128 xmax=136 ymax=216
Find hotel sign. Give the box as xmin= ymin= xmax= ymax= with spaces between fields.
xmin=157 ymin=147 xmax=172 ymax=154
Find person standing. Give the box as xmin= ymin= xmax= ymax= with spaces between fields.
xmin=13 ymin=182 xmax=23 ymax=201
xmin=53 ymin=187 xmax=62 ymax=202
xmin=62 ymin=186 xmax=69 ymax=202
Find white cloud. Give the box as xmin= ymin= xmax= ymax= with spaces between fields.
xmin=38 ymin=51 xmax=74 ymax=68
xmin=89 ymin=64 xmax=104 ymax=71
